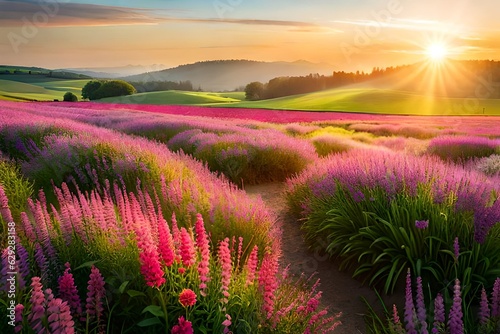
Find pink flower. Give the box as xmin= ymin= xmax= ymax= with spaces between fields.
xmin=258 ymin=250 xmax=278 ymax=319
xmin=218 ymin=238 xmax=232 ymax=302
xmin=86 ymin=265 xmax=106 ymax=322
xmin=46 ymin=289 xmax=75 ymax=334
xmin=140 ymin=250 xmax=166 ymax=288
xmin=28 ymin=277 xmax=46 ymax=333
xmin=171 ymin=316 xmax=194 ymax=334
xmin=195 ymin=214 xmax=210 ymax=294
xmin=58 ymin=263 xmax=82 ymax=319
xmin=448 ymin=279 xmax=463 ymax=334
xmin=14 ymin=304 xmax=24 ymax=333
xmin=178 ymin=267 xmax=186 ymax=275
xmin=180 ymin=227 xmax=196 ymax=267
xmin=246 ymin=245 xmax=259 ymax=286
xmin=179 ymin=289 xmax=197 ymax=307
xmin=432 ymin=293 xmax=445 ymax=333
xmin=306 ymin=291 xmax=322 ymax=314
xmin=0 ymin=185 xmax=14 ymax=223
xmin=222 ymin=314 xmax=232 ymax=334
xmin=157 ymin=209 xmax=176 ymax=266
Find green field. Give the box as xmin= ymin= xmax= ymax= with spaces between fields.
xmin=99 ymin=90 xmax=243 ymax=105
xmin=0 ymin=74 xmax=88 ymax=101
xmin=222 ymin=88 xmax=500 ymax=115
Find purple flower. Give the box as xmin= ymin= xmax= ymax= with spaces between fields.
xmin=432 ymin=293 xmax=445 ymax=333
xmin=415 ymin=220 xmax=429 ymax=229
xmin=448 ymin=279 xmax=464 ymax=334
xmin=404 ymin=269 xmax=417 ymax=334
xmin=479 ymin=288 xmax=490 ymax=325
xmin=415 ymin=277 xmax=428 ymax=333
xmin=453 ymin=237 xmax=460 ymax=262
xmin=492 ymin=277 xmax=500 ymax=317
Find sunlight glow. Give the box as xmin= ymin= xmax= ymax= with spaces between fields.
xmin=426 ymin=43 xmax=448 ymax=61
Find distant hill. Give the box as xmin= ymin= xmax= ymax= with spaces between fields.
xmin=123 ymin=60 xmax=333 ymax=91
xmin=62 ymin=65 xmax=168 ymax=79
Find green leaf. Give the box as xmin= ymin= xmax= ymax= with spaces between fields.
xmin=137 ymin=317 xmax=162 ymax=327
xmin=74 ymin=260 xmax=99 ymax=270
xmin=118 ymin=281 xmax=129 ymax=294
xmin=127 ymin=290 xmax=146 ymax=298
xmin=142 ymin=305 xmax=164 ymax=317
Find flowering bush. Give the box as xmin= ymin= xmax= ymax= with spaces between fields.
xmin=285 ymin=150 xmax=500 ymax=297
xmin=427 ymin=135 xmax=500 ymax=162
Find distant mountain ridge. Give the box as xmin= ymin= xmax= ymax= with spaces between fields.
xmin=123 ymin=60 xmax=334 ymax=91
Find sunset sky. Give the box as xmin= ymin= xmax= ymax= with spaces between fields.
xmin=0 ymin=0 xmax=499 ymax=72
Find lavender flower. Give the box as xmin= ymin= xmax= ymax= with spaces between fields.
xmin=415 ymin=220 xmax=429 ymax=229
xmin=432 ymin=293 xmax=445 ymax=333
xmin=415 ymin=276 xmax=428 ymax=333
xmin=453 ymin=237 xmax=460 ymax=262
xmin=404 ymin=269 xmax=417 ymax=334
xmin=448 ymin=279 xmax=464 ymax=334
xmin=479 ymin=288 xmax=490 ymax=325
xmin=492 ymin=277 xmax=500 ymax=318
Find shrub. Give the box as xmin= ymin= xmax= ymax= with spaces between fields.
xmin=82 ymin=80 xmax=136 ymax=100
xmin=474 ymin=154 xmax=500 ymax=177
xmin=285 ymin=150 xmax=500 ymax=297
xmin=427 ymin=135 xmax=500 ymax=162
xmin=63 ymin=92 xmax=78 ymax=102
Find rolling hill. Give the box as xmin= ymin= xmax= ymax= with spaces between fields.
xmin=123 ymin=60 xmax=333 ymax=91
xmin=98 ymin=91 xmax=244 ymax=105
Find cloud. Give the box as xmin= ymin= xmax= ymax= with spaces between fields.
xmin=0 ymin=1 xmax=164 ymax=27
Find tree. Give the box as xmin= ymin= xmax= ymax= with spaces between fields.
xmin=63 ymin=92 xmax=78 ymax=102
xmin=82 ymin=80 xmax=103 ymax=100
xmin=244 ymin=81 xmax=265 ymax=100
xmin=81 ymin=80 xmax=136 ymax=100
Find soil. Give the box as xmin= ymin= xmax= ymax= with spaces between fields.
xmin=244 ymin=183 xmax=401 ymax=334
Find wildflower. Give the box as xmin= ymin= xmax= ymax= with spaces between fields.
xmin=448 ymin=279 xmax=464 ymax=334
xmin=246 ymin=245 xmax=259 ymax=286
xmin=180 ymin=227 xmax=196 ymax=267
xmin=195 ymin=214 xmax=210 ymax=294
xmin=222 ymin=314 xmax=232 ymax=334
xmin=390 ymin=304 xmax=405 ymax=334
xmin=306 ymin=291 xmax=322 ymax=314
xmin=86 ymin=265 xmax=106 ymax=322
xmin=218 ymin=238 xmax=232 ymax=302
xmin=157 ymin=209 xmax=176 ymax=267
xmin=140 ymin=249 xmax=166 ymax=288
xmin=432 ymin=293 xmax=445 ymax=333
xmin=404 ymin=269 xmax=417 ymax=334
xmin=14 ymin=304 xmax=24 ymax=333
xmin=415 ymin=220 xmax=429 ymax=229
xmin=453 ymin=237 xmax=460 ymax=262
xmin=415 ymin=276 xmax=428 ymax=333
xmin=0 ymin=185 xmax=13 ymax=222
xmin=46 ymin=289 xmax=75 ymax=334
xmin=259 ymin=250 xmax=278 ymax=319
xmin=179 ymin=289 xmax=197 ymax=307
xmin=479 ymin=288 xmax=490 ymax=325
xmin=171 ymin=316 xmax=193 ymax=334
xmin=492 ymin=277 xmax=500 ymax=317
xmin=58 ymin=263 xmax=82 ymax=319
xmin=28 ymin=277 xmax=45 ymax=333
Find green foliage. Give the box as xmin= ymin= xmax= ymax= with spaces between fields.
xmin=63 ymin=91 xmax=78 ymax=102
xmin=83 ymin=80 xmax=136 ymax=100
xmin=287 ymin=182 xmax=500 ymax=301
xmin=245 ymin=81 xmax=265 ymax=101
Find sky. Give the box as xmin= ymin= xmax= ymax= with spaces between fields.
xmin=0 ymin=0 xmax=499 ymax=72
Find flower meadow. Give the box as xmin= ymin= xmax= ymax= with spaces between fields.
xmin=0 ymin=100 xmax=499 ymax=332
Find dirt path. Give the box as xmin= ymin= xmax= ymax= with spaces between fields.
xmin=245 ymin=183 xmax=398 ymax=334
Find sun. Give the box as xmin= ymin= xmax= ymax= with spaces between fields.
xmin=426 ymin=43 xmax=448 ymax=61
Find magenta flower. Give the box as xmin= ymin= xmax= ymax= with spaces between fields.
xmin=404 ymin=269 xmax=417 ymax=334
xmin=222 ymin=314 xmax=232 ymax=334
xmin=415 ymin=276 xmax=428 ymax=333
xmin=432 ymin=293 xmax=445 ymax=333
xmin=448 ymin=279 xmax=464 ymax=334
xmin=180 ymin=227 xmax=196 ymax=268
xmin=479 ymin=288 xmax=490 ymax=325
xmin=14 ymin=304 xmax=24 ymax=333
xmin=28 ymin=277 xmax=46 ymax=333
xmin=157 ymin=210 xmax=176 ymax=267
xmin=195 ymin=214 xmax=210 ymax=294
xmin=415 ymin=220 xmax=429 ymax=229
xmin=46 ymin=288 xmax=75 ymax=334
xmin=492 ymin=277 xmax=500 ymax=317
xmin=171 ymin=316 xmax=194 ymax=334
xmin=179 ymin=289 xmax=197 ymax=307
xmin=86 ymin=265 xmax=106 ymax=322
xmin=139 ymin=250 xmax=166 ymax=288
xmin=258 ymin=250 xmax=278 ymax=319
xmin=58 ymin=263 xmax=82 ymax=319
xmin=246 ymin=245 xmax=259 ymax=286
xmin=0 ymin=185 xmax=14 ymax=223
xmin=218 ymin=237 xmax=232 ymax=302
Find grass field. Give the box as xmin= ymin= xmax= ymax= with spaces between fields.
xmin=99 ymin=90 xmax=243 ymax=105
xmin=222 ymin=88 xmax=500 ymax=115
xmin=0 ymin=74 xmax=88 ymax=101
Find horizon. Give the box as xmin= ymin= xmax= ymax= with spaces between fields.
xmin=1 ymin=0 xmax=499 ymax=72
